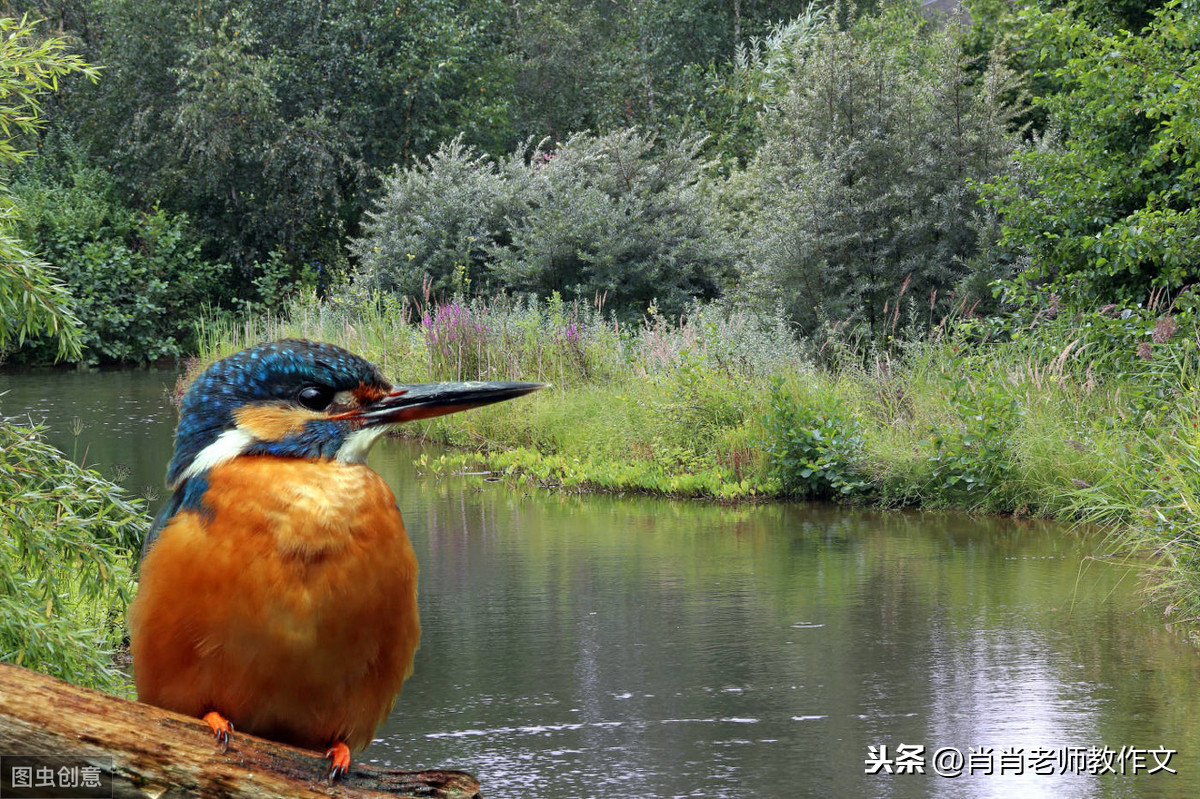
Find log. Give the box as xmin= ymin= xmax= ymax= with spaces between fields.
xmin=0 ymin=662 xmax=481 ymax=798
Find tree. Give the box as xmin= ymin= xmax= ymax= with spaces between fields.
xmin=503 ymin=0 xmax=811 ymax=145
xmin=984 ymin=0 xmax=1200 ymax=307
xmin=699 ymin=4 xmax=829 ymax=170
xmin=491 ymin=130 xmax=734 ymax=316
xmin=0 ymin=13 xmax=141 ymax=693
xmin=0 ymin=14 xmax=95 ymax=360
xmin=732 ymin=3 xmax=1022 ymax=337
xmin=350 ymin=136 xmax=528 ymax=299
xmin=70 ymin=0 xmax=506 ymax=271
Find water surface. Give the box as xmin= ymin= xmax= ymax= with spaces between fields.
xmin=3 ymin=368 xmax=1197 ymax=798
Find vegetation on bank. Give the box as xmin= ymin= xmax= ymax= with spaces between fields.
xmin=196 ymin=285 xmax=1200 ymax=627
xmin=0 ymin=419 xmax=142 ymax=692
xmin=6 ymin=0 xmax=1026 ymax=362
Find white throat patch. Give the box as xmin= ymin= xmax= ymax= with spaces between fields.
xmin=173 ymin=427 xmax=256 ymax=488
xmin=335 ymin=425 xmax=391 ymax=463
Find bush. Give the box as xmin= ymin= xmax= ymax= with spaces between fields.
xmin=350 ymin=137 xmax=530 ymax=299
xmin=10 ymin=154 xmax=230 ymax=363
xmin=926 ymin=369 xmax=1020 ymax=509
xmin=999 ymin=289 xmax=1200 ymax=422
xmin=762 ymin=376 xmax=870 ymax=500
xmin=350 ymin=128 xmax=736 ymax=319
xmin=699 ymin=4 xmax=829 ymax=171
xmin=984 ymin=1 xmax=1200 ymax=307
xmin=0 ymin=417 xmax=143 ymax=691
xmin=490 ymin=129 xmax=735 ymax=317
xmin=0 ymin=16 xmax=96 ymax=363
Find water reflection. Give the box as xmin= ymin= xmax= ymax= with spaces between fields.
xmin=366 ymin=445 xmax=1200 ymax=799
xmin=0 ymin=368 xmax=179 ymax=504
xmin=2 ymin=369 xmax=1197 ymax=798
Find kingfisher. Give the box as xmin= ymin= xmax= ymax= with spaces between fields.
xmin=128 ymin=339 xmax=540 ymax=779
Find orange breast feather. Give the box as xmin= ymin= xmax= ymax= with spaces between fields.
xmin=129 ymin=456 xmax=420 ymax=754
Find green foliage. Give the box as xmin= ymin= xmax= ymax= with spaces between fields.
xmin=491 ymin=130 xmax=734 ymax=315
xmin=352 ymin=129 xmax=736 ymax=318
xmin=1064 ymin=387 xmax=1200 ymax=625
xmin=699 ymin=3 xmax=829 ymax=170
xmin=0 ymin=14 xmax=97 ymax=361
xmin=426 ymin=443 xmax=762 ymax=502
xmin=351 ymin=137 xmax=528 ymax=299
xmin=17 ymin=0 xmax=831 ymax=277
xmin=198 ymin=286 xmax=1197 ymax=513
xmin=762 ymin=376 xmax=870 ymax=500
xmin=1011 ymin=292 xmax=1198 ymax=369
xmin=0 ymin=221 xmax=82 ymax=360
xmin=926 ymin=370 xmax=1020 ymax=508
xmin=732 ymin=3 xmax=1023 ymax=338
xmin=9 ymin=155 xmax=231 ymax=363
xmin=0 ymin=417 xmax=143 ymax=691
xmin=504 ymin=0 xmax=810 ymax=143
xmin=985 ymin=0 xmax=1200 ymax=306
xmin=0 ymin=15 xmax=97 ymax=162
xmin=504 ymin=0 xmax=630 ymax=141
xmin=70 ymin=0 xmax=503 ymax=270
xmin=197 ymin=291 xmax=807 ymax=499
xmin=0 ymin=15 xmax=141 ymax=692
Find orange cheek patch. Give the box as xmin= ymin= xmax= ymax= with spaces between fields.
xmin=233 ymin=404 xmax=321 ymax=440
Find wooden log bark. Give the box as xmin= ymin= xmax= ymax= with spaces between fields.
xmin=0 ymin=662 xmax=481 ymax=798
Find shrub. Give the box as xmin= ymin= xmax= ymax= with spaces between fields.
xmin=762 ymin=376 xmax=870 ymax=500
xmin=350 ymin=128 xmax=736 ymax=319
xmin=984 ymin=1 xmax=1200 ymax=307
xmin=350 ymin=137 xmax=530 ymax=299
xmin=490 ymin=129 xmax=735 ymax=318
xmin=0 ymin=417 xmax=143 ymax=691
xmin=633 ymin=300 xmax=807 ymax=377
xmin=0 ymin=17 xmax=96 ymax=362
xmin=10 ymin=155 xmax=230 ymax=363
xmin=999 ymin=289 xmax=1200 ymax=423
xmin=700 ymin=3 xmax=830 ymax=170
xmin=926 ymin=369 xmax=1020 ymax=508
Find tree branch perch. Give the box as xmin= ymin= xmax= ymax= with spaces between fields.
xmin=0 ymin=662 xmax=481 ymax=798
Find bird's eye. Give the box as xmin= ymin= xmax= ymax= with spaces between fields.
xmin=297 ymin=385 xmax=336 ymax=411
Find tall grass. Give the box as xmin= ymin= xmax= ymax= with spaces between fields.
xmin=198 ymin=289 xmax=806 ymax=386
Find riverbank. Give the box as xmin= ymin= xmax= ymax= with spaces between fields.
xmin=196 ymin=292 xmax=1200 ymax=635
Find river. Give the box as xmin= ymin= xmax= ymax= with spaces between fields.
xmin=2 ymin=367 xmax=1197 ymax=798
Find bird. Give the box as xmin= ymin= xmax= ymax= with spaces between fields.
xmin=128 ymin=338 xmax=541 ymax=779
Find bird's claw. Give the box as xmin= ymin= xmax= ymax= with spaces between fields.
xmin=203 ymin=711 xmax=234 ymax=750
xmin=325 ymin=742 xmax=351 ymax=782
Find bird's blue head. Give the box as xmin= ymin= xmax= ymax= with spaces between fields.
xmin=167 ymin=339 xmax=542 ymax=490
xmin=167 ymin=340 xmax=388 ymax=488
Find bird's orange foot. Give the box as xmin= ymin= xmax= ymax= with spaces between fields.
xmin=325 ymin=741 xmax=351 ymax=782
xmin=203 ymin=711 xmax=234 ymax=749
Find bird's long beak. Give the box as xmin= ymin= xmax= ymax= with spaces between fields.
xmin=343 ymin=381 xmax=545 ymax=427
